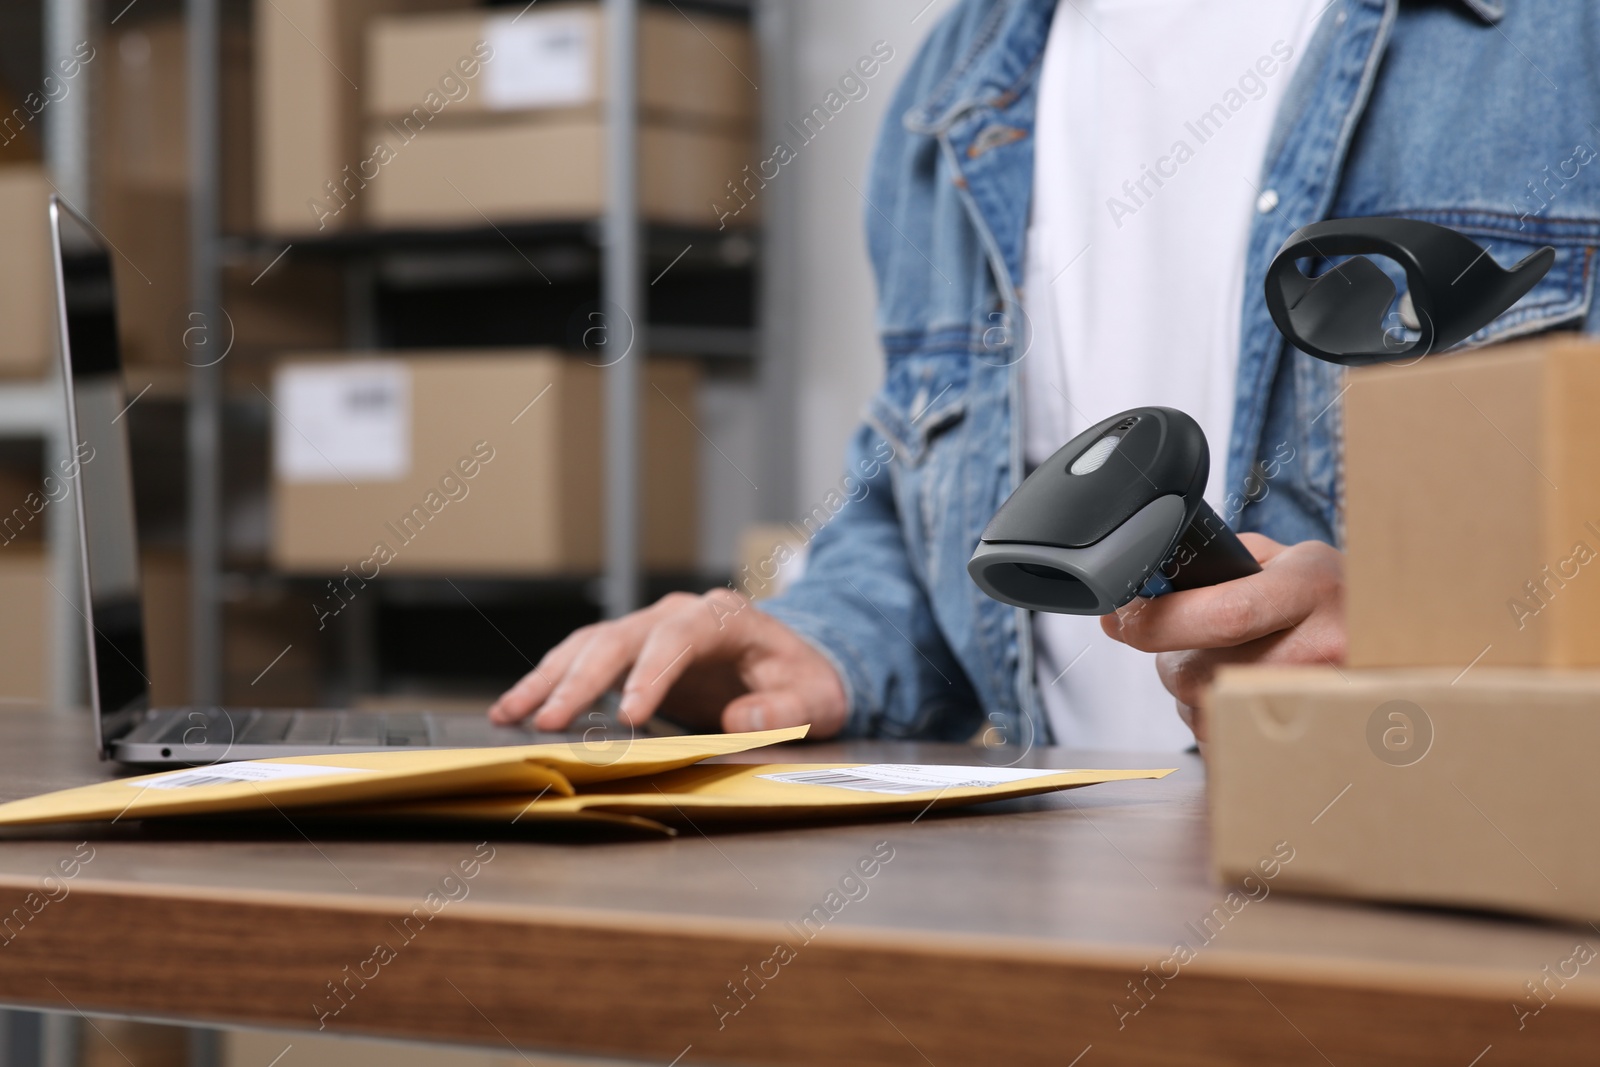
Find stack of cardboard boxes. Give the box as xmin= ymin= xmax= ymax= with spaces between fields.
xmin=0 ymin=77 xmax=71 ymax=702
xmin=254 ymin=0 xmax=476 ymax=235
xmin=0 ymin=58 xmax=79 ymax=380
xmin=98 ymin=15 xmax=347 ymax=377
xmin=0 ymin=4 xmax=737 ymax=706
xmin=255 ymin=0 xmax=726 ymax=577
xmin=0 ymin=166 xmax=56 ymax=380
xmin=0 ymin=533 xmax=48 ymax=704
xmin=89 ymin=14 xmax=353 ymax=708
xmin=258 ymin=0 xmax=756 ymax=234
xmin=1209 ymin=335 xmax=1600 ymax=923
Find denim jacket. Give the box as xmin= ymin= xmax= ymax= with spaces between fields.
xmin=763 ymin=0 xmax=1600 ymax=743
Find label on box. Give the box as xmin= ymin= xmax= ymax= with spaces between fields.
xmin=756 ymin=765 xmax=1068 ymax=796
xmin=274 ymin=362 xmax=411 ymax=484
xmin=483 ymin=11 xmax=595 ymax=110
xmin=133 ymin=762 xmax=369 ymax=790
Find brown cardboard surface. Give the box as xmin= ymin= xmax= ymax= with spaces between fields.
xmin=81 ymin=1020 xmax=187 ymax=1067
xmin=1544 ymin=341 xmax=1600 ymax=663
xmin=142 ymin=550 xmax=327 ymax=708
xmin=0 ymin=545 xmax=46 ymax=704
xmin=0 ymin=165 xmax=55 ymax=378
xmin=0 ymin=77 xmax=44 ymax=167
xmin=100 ymin=184 xmax=346 ymax=367
xmin=737 ymin=523 xmax=806 ymax=602
xmin=363 ymin=115 xmax=749 ymax=229
xmin=99 ymin=16 xmax=253 ymax=234
xmin=1344 ymin=336 xmax=1600 ymax=668
xmin=225 ymin=1029 xmax=525 ymax=1067
xmin=141 ymin=550 xmax=190 ymax=709
xmin=99 ymin=183 xmax=187 ymax=367
xmin=255 ymin=0 xmax=476 ymax=236
xmin=0 ymin=458 xmax=45 ymax=546
xmin=223 ymin=259 xmax=349 ymax=357
xmin=1209 ymin=665 xmax=1600 ymax=925
xmin=224 ymin=589 xmax=326 ymax=707
xmin=98 ymin=16 xmax=341 ymax=367
xmin=272 ymin=351 xmax=698 ymax=575
xmin=367 ymin=3 xmax=756 ymax=128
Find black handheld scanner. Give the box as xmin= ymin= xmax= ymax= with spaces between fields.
xmin=1264 ymin=216 xmax=1554 ymax=366
xmin=967 ymin=407 xmax=1260 ymax=615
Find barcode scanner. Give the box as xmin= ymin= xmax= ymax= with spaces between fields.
xmin=967 ymin=407 xmax=1260 ymax=615
xmin=1264 ymin=216 xmax=1554 ymax=366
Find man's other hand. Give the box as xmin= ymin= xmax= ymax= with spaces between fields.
xmin=1101 ymin=534 xmax=1346 ymax=743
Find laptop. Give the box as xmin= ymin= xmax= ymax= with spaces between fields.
xmin=50 ymin=197 xmax=585 ymax=763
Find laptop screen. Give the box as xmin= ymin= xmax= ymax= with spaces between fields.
xmin=50 ymin=198 xmax=151 ymax=748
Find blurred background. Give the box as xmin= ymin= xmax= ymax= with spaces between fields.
xmin=0 ymin=2 xmax=956 ymax=1059
xmin=0 ymin=0 xmax=954 ymax=726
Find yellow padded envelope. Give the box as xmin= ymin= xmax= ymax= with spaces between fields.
xmin=334 ymin=762 xmax=1178 ymax=835
xmin=0 ymin=727 xmax=812 ymax=828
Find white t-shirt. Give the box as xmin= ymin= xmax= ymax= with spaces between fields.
xmin=1020 ymin=0 xmax=1318 ymax=750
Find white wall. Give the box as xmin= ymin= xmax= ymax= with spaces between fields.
xmin=696 ymin=370 xmax=764 ymax=572
xmin=776 ymin=0 xmax=956 ymax=513
xmin=698 ymin=0 xmax=955 ymax=572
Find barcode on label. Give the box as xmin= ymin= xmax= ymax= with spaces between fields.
xmin=150 ymin=773 xmax=247 ymax=789
xmin=757 ymin=765 xmax=1067 ymax=796
xmin=132 ymin=761 xmax=369 ymax=790
xmin=760 ymin=770 xmax=937 ymax=795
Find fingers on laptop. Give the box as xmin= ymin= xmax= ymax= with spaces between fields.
xmin=489 ymin=590 xmax=755 ymax=729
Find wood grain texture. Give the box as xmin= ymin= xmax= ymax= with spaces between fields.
xmin=0 ymin=708 xmax=1595 ymax=1065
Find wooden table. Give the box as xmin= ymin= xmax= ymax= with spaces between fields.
xmin=0 ymin=707 xmax=1594 ymax=1066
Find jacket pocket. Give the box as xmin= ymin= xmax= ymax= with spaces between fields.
xmin=864 ymin=351 xmax=970 ymax=467
xmin=1404 ymin=210 xmax=1596 ymax=346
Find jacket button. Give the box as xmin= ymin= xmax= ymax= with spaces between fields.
xmin=1256 ymin=189 xmax=1280 ymax=214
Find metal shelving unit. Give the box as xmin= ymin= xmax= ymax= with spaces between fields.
xmin=10 ymin=5 xmax=110 ymax=1066
xmin=601 ymin=0 xmax=643 ymax=619
xmin=187 ymin=0 xmax=224 ymax=703
xmin=6 ymin=0 xmax=774 ymax=1059
xmin=36 ymin=0 xmax=93 ymax=713
xmin=26 ymin=0 xmax=767 ymax=704
xmin=179 ymin=0 xmax=758 ymax=696
xmin=173 ymin=0 xmax=655 ymax=698
xmin=219 ymin=222 xmax=759 ymax=359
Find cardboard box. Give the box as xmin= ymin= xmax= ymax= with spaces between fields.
xmin=0 ymin=454 xmax=45 ymax=546
xmin=271 ymin=351 xmax=699 ymax=575
xmin=226 ymin=1028 xmax=525 ymax=1067
xmin=101 ymin=183 xmax=345 ymax=367
xmin=0 ymin=545 xmax=47 ymax=704
xmin=141 ymin=550 xmax=190 ymax=708
xmin=1209 ymin=665 xmax=1600 ymax=925
xmin=0 ymin=77 xmax=45 ymax=167
xmin=255 ymin=0 xmax=476 ymax=235
xmin=224 ymin=259 xmax=349 ymax=358
xmin=98 ymin=17 xmax=343 ymax=367
xmin=1345 ymin=336 xmax=1600 ymax=668
xmin=0 ymin=165 xmax=55 ymax=378
xmin=100 ymin=16 xmax=254 ymax=233
xmin=101 ymin=184 xmax=184 ymax=368
xmin=367 ymin=2 xmax=756 ymax=128
xmin=82 ymin=1020 xmax=187 ymax=1067
xmin=142 ymin=551 xmax=326 ymax=708
xmin=363 ymin=116 xmax=749 ymax=229
xmin=736 ymin=524 xmax=807 ymax=601
xmin=224 ymin=589 xmax=326 ymax=706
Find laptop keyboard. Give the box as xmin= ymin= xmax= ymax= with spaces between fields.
xmin=155 ymin=709 xmax=433 ymax=747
